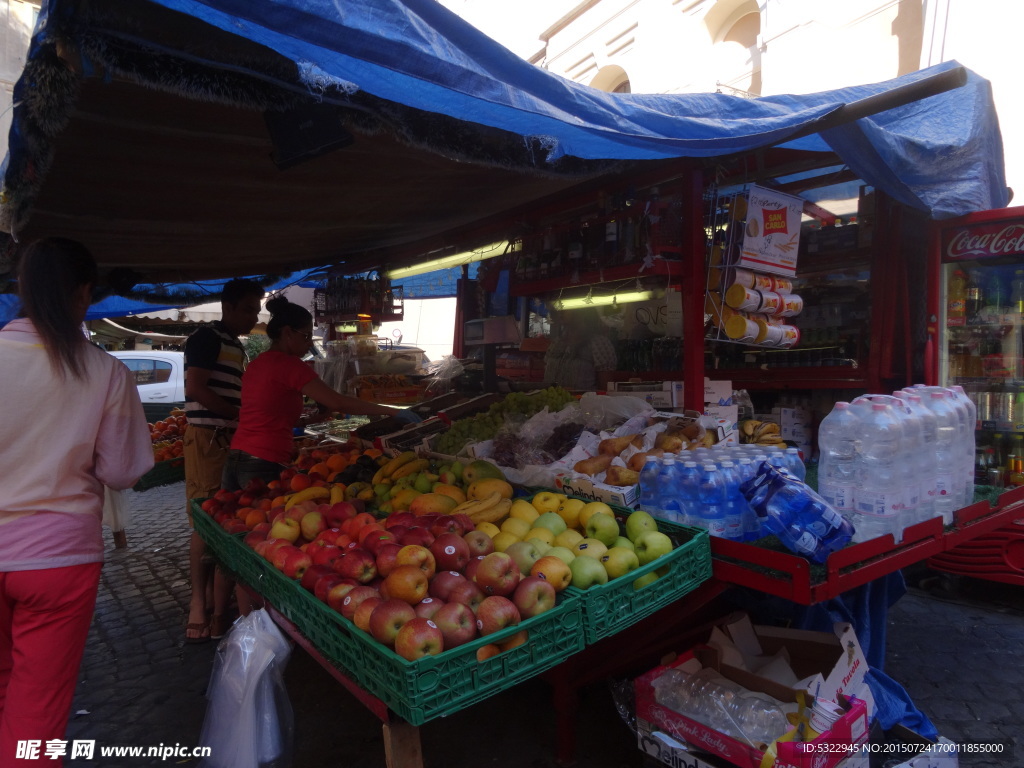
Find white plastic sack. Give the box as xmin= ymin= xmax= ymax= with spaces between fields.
xmin=101 ymin=487 xmax=130 ymax=532
xmin=199 ymin=609 xmax=294 ymax=768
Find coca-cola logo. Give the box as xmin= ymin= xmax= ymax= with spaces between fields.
xmin=944 ymin=222 xmax=1024 ymax=260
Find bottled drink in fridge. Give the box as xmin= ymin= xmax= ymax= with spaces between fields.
xmin=656 ymin=454 xmax=683 ymax=524
xmin=1013 ymin=269 xmax=1024 ymax=314
xmin=697 ymin=464 xmax=728 ymax=538
xmin=947 ymin=269 xmax=967 ymax=324
xmin=817 ymin=402 xmax=859 ymax=519
xmin=638 ymin=455 xmax=664 ymax=518
xmin=739 ymin=462 xmax=854 ymax=563
xmin=852 ymin=402 xmax=903 ymax=542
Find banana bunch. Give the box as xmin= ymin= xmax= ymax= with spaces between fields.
xmin=739 ymin=419 xmax=786 ymax=446
xmin=451 ymin=492 xmax=512 ymax=525
xmin=371 ymin=451 xmax=427 ymax=485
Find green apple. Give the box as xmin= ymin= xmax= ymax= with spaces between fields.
xmin=534 ymin=511 xmax=568 ymax=536
xmin=572 ymin=538 xmax=608 ymax=560
xmin=450 ymin=461 xmax=464 ymax=482
xmin=625 ymin=510 xmax=659 ymax=543
xmin=584 ymin=512 xmax=620 ymax=547
xmin=505 ymin=540 xmax=543 ymax=575
xmin=546 ymin=546 xmax=576 ymax=565
xmin=526 ymin=537 xmax=552 ymax=556
xmin=632 ymin=571 xmax=660 ymax=590
xmin=600 ymin=546 xmax=640 ymax=579
xmin=634 ymin=530 xmax=674 ymax=565
xmin=569 ymin=555 xmax=609 ymax=590
xmin=613 ymin=536 xmax=635 ymax=551
xmin=414 ymin=473 xmax=435 ymax=494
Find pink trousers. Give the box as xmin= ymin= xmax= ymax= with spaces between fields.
xmin=0 ymin=563 xmax=102 ymax=767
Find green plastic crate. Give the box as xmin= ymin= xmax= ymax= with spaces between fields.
xmin=526 ymin=493 xmax=712 ymax=643
xmin=191 ymin=500 xmax=585 ymax=725
xmin=133 ymin=457 xmax=184 ymax=492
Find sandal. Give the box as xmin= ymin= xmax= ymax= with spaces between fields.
xmin=210 ymin=614 xmax=231 ymax=640
xmin=185 ymin=621 xmax=211 ymax=644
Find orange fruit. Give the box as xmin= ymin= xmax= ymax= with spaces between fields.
xmin=290 ymin=473 xmax=312 ymax=492
xmin=326 ymin=454 xmax=348 ymax=472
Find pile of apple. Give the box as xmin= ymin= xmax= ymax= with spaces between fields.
xmin=475 ymin=491 xmax=677 ymax=591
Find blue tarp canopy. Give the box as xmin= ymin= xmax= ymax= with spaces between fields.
xmin=0 ymin=0 xmax=1008 ymax=285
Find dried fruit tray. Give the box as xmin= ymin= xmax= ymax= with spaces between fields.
xmin=133 ymin=457 xmax=184 ymax=492
xmin=191 ymin=501 xmax=585 ymax=725
xmin=531 ymin=493 xmax=712 ymax=644
xmin=709 ymin=485 xmax=1024 ymax=604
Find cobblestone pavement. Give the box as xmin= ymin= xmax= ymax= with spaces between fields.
xmin=60 ymin=482 xmax=1022 ymax=767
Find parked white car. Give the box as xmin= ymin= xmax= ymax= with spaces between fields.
xmin=110 ymin=351 xmax=186 ymax=406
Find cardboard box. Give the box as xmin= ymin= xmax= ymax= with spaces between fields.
xmin=704 ymin=379 xmax=734 ymax=406
xmin=635 ymin=647 xmax=870 ymax=768
xmin=553 ymin=470 xmax=640 ymax=507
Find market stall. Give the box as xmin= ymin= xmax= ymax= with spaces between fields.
xmin=0 ymin=1 xmax=1017 ymax=766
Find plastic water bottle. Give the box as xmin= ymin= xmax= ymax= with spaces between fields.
xmin=896 ymin=390 xmax=939 ymax=524
xmin=736 ymin=457 xmax=762 ymax=540
xmin=783 ymin=447 xmax=806 ymax=481
xmin=740 ymin=462 xmax=854 ymax=563
xmin=638 ymin=455 xmax=664 ymax=518
xmin=867 ymin=395 xmax=924 ymax=539
xmin=719 ymin=461 xmax=744 ymax=541
xmin=656 ymin=454 xmax=683 ymax=524
xmin=950 ymin=385 xmax=977 ymax=505
xmin=852 ymin=403 xmax=903 ymax=542
xmin=922 ymin=391 xmax=961 ymax=523
xmin=817 ymin=402 xmax=859 ymax=522
xmin=697 ymin=464 xmax=728 ymax=538
xmin=678 ymin=461 xmax=702 ymax=527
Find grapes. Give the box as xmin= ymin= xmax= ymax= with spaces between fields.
xmin=436 ymin=387 xmax=575 ymax=456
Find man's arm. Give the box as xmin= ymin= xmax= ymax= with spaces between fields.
xmin=185 ymin=366 xmax=240 ymax=421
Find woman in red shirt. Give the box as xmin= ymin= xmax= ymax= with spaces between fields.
xmin=223 ymin=297 xmax=412 ymax=490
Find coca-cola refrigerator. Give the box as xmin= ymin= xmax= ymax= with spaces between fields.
xmin=930 ymin=206 xmax=1024 ymax=485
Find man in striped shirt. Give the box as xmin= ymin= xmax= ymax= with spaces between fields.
xmin=183 ymin=279 xmax=263 ymax=642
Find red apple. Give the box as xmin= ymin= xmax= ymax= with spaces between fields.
xmin=309 ymin=544 xmax=344 ymax=569
xmin=244 ymin=529 xmax=269 ymax=549
xmin=325 ymin=580 xmax=364 ymax=613
xmin=352 ymin=596 xmax=383 ymax=633
xmin=395 ymin=545 xmax=436 ymax=579
xmin=223 ymin=519 xmax=249 ymax=534
xmin=334 ymin=548 xmax=377 ymax=584
xmin=429 ymin=515 xmax=462 ymax=538
xmin=384 ymin=525 xmax=410 ymax=542
xmin=268 ymin=516 xmax=301 ymax=543
xmin=281 ymin=549 xmax=313 ymax=580
xmin=368 ymin=599 xmax=417 ymax=647
xmin=413 ymin=596 xmax=445 ymax=620
xmin=399 ymin=526 xmax=436 ymax=549
xmin=512 ymin=576 xmax=557 ymax=619
xmin=213 ymin=489 xmax=237 ymax=504
xmin=374 ymin=542 xmax=403 ymax=578
xmin=429 ymin=533 xmax=471 ymax=572
xmin=428 ymin=570 xmax=469 ymax=601
xmin=432 ymin=601 xmax=478 ymax=648
xmin=452 ymin=513 xmax=476 ymax=534
xmin=463 ymin=530 xmax=495 ymax=558
xmin=300 ymin=564 xmax=336 ymax=592
xmin=316 ymin=528 xmax=344 ymax=546
xmin=464 ymin=555 xmax=486 ymax=583
xmin=337 ymin=585 xmax=381 ymax=620
xmin=285 ymin=507 xmax=308 ymax=524
xmin=474 ymin=552 xmax=522 ymax=597
xmin=446 ymin=580 xmax=485 ymax=613
xmin=476 ymin=595 xmax=521 ymax=636
xmin=270 ymin=544 xmax=302 ymax=571
xmin=314 ymin=574 xmax=353 ymax=603
xmin=385 ymin=511 xmax=417 ymax=530
xmin=362 ymin=529 xmax=397 ymax=555
xmin=394 ymin=617 xmax=444 ymax=661
xmin=324 ymin=501 xmax=357 ymax=528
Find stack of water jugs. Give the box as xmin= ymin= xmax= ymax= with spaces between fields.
xmin=817 ymin=385 xmax=976 ymax=543
xmin=638 ymin=442 xmax=807 ymax=544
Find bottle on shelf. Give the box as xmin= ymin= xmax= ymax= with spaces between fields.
xmin=947 ymin=269 xmax=967 ymax=325
xmin=923 ymin=391 xmax=962 ymax=524
xmin=697 ymin=464 xmax=728 ymax=538
xmin=1012 ymin=269 xmax=1024 ymax=314
xmin=850 ymin=402 xmax=903 ymax=542
xmin=966 ymin=269 xmax=985 ymax=319
xmin=656 ymin=454 xmax=684 ymax=524
xmin=718 ymin=460 xmax=745 ymax=542
xmin=894 ymin=391 xmax=939 ymax=526
xmin=638 ymin=455 xmax=664 ymax=519
xmin=678 ymin=460 xmax=702 ymax=528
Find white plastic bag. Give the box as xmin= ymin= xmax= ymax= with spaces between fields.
xmin=199 ymin=609 xmax=294 ymax=768
xmin=101 ymin=487 xmax=130 ymax=532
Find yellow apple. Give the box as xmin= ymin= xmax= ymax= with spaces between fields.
xmin=492 ymin=531 xmax=520 ymax=553
xmin=500 ymin=517 xmax=531 ymax=540
xmin=578 ymin=501 xmax=615 ymax=530
xmin=633 ymin=571 xmax=659 ymax=590
xmin=556 ymin=498 xmax=586 ymax=530
xmin=476 ymin=521 xmax=501 ymax=539
xmin=546 ymin=546 xmax=576 ymax=565
xmin=531 ymin=491 xmax=566 ymax=515
xmin=572 ymin=538 xmax=608 ymax=560
xmin=509 ymin=499 xmax=541 ymax=524
xmin=554 ymin=529 xmax=584 ymax=550
xmin=526 ymin=537 xmax=553 ymax=556
xmin=601 ymin=546 xmax=640 ymax=579
xmin=525 ymin=527 xmax=555 ymax=546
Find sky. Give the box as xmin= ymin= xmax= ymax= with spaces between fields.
xmin=437 ymin=0 xmax=581 ymax=59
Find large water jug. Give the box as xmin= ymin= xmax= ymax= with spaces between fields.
xmin=697 ymin=464 xmax=728 ymax=538
xmin=922 ymin=391 xmax=960 ymax=524
xmin=852 ymin=402 xmax=903 ymax=542
xmin=894 ymin=390 xmax=938 ymax=526
xmin=817 ymin=402 xmax=859 ymax=519
xmin=950 ymin=385 xmax=977 ymax=506
xmin=865 ymin=394 xmax=924 ymax=539
xmin=638 ymin=455 xmax=664 ymax=518
xmin=740 ymin=462 xmax=854 ymax=563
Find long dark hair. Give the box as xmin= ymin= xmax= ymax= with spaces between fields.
xmin=18 ymin=238 xmax=98 ymax=379
xmin=265 ymin=295 xmax=312 ymax=340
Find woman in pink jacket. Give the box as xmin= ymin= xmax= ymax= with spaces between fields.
xmin=0 ymin=239 xmax=153 ymax=765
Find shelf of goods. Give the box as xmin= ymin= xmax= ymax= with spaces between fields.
xmin=190 ymin=491 xmax=712 ymax=725
xmin=709 ymin=485 xmax=1024 ymax=604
